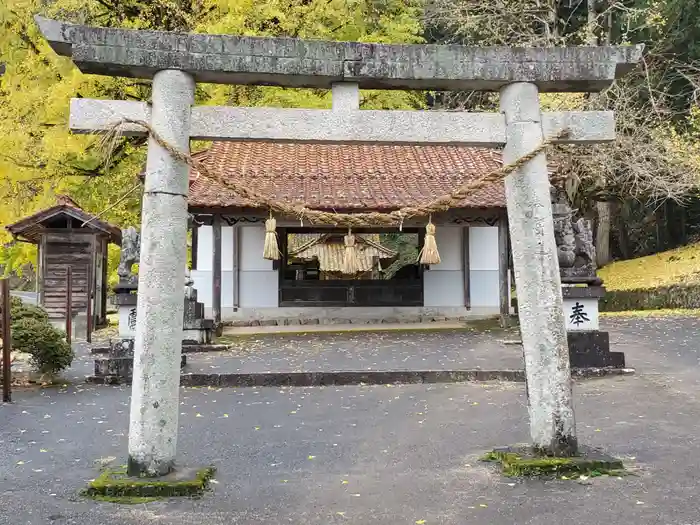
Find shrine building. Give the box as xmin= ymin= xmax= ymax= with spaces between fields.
xmin=186 ymin=141 xmax=512 ymax=325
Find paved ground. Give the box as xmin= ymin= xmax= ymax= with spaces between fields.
xmin=187 ymin=326 xmax=524 ymax=374
xmin=2 ymin=317 xmax=700 ymax=524
xmin=222 ymin=321 xmax=469 ymax=336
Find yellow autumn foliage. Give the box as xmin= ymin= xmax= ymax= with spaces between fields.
xmin=0 ymin=0 xmax=424 ymax=280
xmin=599 ymin=242 xmax=700 ymax=291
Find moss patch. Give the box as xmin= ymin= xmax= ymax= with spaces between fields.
xmin=482 ymin=445 xmax=623 ymax=478
xmin=84 ymin=465 xmax=216 ymax=499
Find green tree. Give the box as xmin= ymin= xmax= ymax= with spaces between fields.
xmin=0 ymin=0 xmax=424 ymax=280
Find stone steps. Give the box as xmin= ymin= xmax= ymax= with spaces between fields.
xmin=86 ymin=367 xmax=635 ymax=387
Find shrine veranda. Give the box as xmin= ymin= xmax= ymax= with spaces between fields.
xmin=34 ymin=14 xmax=642 ymax=476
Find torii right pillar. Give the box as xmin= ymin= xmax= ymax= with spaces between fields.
xmin=501 ymin=82 xmax=577 ymax=455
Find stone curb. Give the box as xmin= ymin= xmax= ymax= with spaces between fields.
xmin=90 ymin=344 xmax=231 ymax=355
xmin=86 ymin=368 xmax=634 ymax=387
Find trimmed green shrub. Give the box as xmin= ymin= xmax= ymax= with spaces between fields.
xmin=10 ymin=296 xmax=49 ymax=323
xmin=9 ymin=300 xmax=73 ymax=375
xmin=601 ymin=283 xmax=700 ymax=312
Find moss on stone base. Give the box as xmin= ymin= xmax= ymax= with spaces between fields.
xmin=84 ymin=465 xmax=216 ymax=499
xmin=481 ymin=445 xmax=623 ymax=478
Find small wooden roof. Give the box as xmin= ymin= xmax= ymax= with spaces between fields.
xmin=6 ymin=195 xmax=122 ymax=244
xmin=288 ymin=233 xmax=396 ymax=273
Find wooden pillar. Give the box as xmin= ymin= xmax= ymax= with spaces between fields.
xmin=86 ymin=248 xmax=94 ymax=343
xmin=65 ymin=266 xmax=72 ymax=344
xmin=212 ymin=214 xmax=222 ymax=331
xmin=232 ymin=224 xmax=240 ymax=310
xmin=2 ymin=278 xmax=12 ymax=403
xmin=498 ymin=215 xmax=510 ymax=327
xmin=191 ymin=221 xmax=199 ymax=270
xmin=101 ymin=239 xmax=108 ymax=325
xmin=461 ymin=226 xmax=471 ymax=309
xmin=38 ymin=235 xmax=46 ymax=306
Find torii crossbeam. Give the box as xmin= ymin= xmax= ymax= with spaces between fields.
xmin=35 ymin=15 xmax=642 ymax=477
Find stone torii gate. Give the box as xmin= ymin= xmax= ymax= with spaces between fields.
xmin=35 ymin=15 xmax=642 ymax=477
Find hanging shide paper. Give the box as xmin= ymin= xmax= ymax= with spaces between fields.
xmin=418 ymin=219 xmax=441 ymax=265
xmin=263 ymin=215 xmax=280 ymax=260
xmin=342 ymin=228 xmax=360 ymax=275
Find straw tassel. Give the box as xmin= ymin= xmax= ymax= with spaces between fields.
xmin=342 ymin=228 xmax=360 ymax=275
xmin=263 ymin=214 xmax=280 ymax=260
xmin=418 ymin=218 xmax=441 ymax=265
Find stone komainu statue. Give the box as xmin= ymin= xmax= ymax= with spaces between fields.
xmin=550 ymin=186 xmax=597 ymax=279
xmin=117 ymin=226 xmax=140 ymax=284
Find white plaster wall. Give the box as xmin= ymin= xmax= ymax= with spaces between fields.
xmin=191 ymin=225 xmax=236 ymax=309
xmin=191 ymin=224 xmax=279 ymax=312
xmin=239 ymin=225 xmax=278 ymax=308
xmin=469 ymin=225 xmax=500 ymax=308
xmin=423 ymin=226 xmax=464 ymax=307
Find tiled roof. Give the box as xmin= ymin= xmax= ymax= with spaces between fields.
xmin=6 ymin=195 xmax=122 ymax=244
xmin=188 ymin=142 xmax=507 ymax=211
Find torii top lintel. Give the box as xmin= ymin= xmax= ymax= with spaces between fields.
xmin=35 ymin=16 xmax=642 ymax=93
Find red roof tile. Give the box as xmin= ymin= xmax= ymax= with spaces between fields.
xmin=188 ymin=142 xmax=507 ymax=211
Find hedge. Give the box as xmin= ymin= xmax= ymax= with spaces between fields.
xmin=601 ymin=283 xmax=700 ymax=312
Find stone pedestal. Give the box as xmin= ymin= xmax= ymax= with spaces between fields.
xmin=182 ymin=284 xmax=214 ymax=344
xmin=562 ymin=284 xmax=625 ymax=368
xmin=92 ymin=284 xmax=188 ymax=384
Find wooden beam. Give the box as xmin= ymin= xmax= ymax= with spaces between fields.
xmin=212 ymin=214 xmax=222 ymax=331
xmin=462 ymin=226 xmax=471 ymax=309
xmin=232 ymin=225 xmax=240 ymax=310
xmin=498 ymin=216 xmax=510 ymax=327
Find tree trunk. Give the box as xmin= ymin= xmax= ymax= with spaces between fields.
xmin=617 ymin=200 xmax=631 ymax=260
xmin=679 ymin=204 xmax=687 ymax=245
xmin=596 ymin=201 xmax=612 ymax=267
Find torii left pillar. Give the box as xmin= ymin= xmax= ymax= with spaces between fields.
xmin=127 ymin=70 xmax=194 ymax=476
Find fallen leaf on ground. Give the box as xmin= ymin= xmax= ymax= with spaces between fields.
xmin=416 ymin=520 xmax=426 ymax=524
